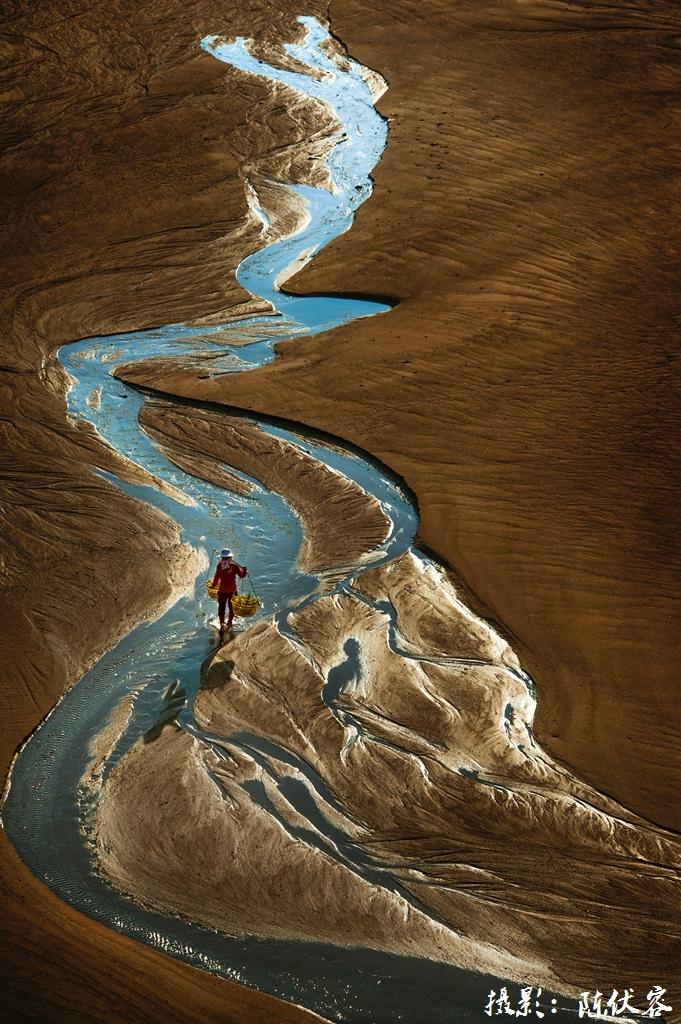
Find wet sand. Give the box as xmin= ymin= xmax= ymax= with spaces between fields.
xmin=244 ymin=0 xmax=681 ymax=839
xmin=91 ymin=542 xmax=681 ymax=1003
xmin=1 ymin=2 xmax=330 ymax=1021
xmin=140 ymin=400 xmax=391 ymax=572
xmin=3 ymin=0 xmax=681 ymax=1021
xmin=127 ymin=0 xmax=681 ymax=835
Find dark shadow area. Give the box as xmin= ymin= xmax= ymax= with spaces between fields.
xmin=281 ymin=287 xmax=400 ymax=308
xmin=324 ymin=637 xmax=361 ymax=708
xmin=143 ymin=681 xmax=187 ymax=743
xmin=201 ymin=656 xmax=236 ymax=691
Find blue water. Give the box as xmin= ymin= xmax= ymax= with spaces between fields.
xmin=1 ymin=17 xmax=574 ymax=1024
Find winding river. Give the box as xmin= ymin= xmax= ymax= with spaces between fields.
xmin=2 ymin=17 xmax=573 ymax=1024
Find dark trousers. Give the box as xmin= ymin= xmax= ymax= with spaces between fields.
xmin=218 ymin=592 xmax=234 ymax=626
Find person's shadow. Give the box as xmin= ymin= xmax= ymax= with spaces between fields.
xmin=143 ymin=648 xmax=238 ymax=745
xmin=200 ymin=656 xmax=235 ymax=691
xmin=143 ymin=680 xmax=187 ymax=744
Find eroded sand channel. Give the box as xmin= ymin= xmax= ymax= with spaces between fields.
xmin=3 ymin=14 xmax=681 ymax=1024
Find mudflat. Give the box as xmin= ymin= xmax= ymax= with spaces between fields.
xmin=3 ymin=0 xmax=681 ymax=1022
xmin=1 ymin=2 xmax=328 ymax=1021
xmin=139 ymin=400 xmax=391 ymax=573
xmin=138 ymin=0 xmax=681 ymax=832
xmin=90 ymin=546 xmax=681 ymax=1003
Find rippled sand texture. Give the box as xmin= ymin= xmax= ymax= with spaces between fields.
xmin=2 ymin=0 xmax=338 ymax=759
xmin=5 ymin=0 xmax=681 ymax=1021
xmin=135 ymin=0 xmax=681 ymax=843
xmin=0 ymin=3 xmax=332 ymax=1022
xmin=92 ymin=540 xmax=681 ymax=1000
xmin=139 ymin=401 xmax=391 ymax=572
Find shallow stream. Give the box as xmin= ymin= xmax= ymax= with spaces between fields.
xmin=2 ymin=18 xmax=572 ymax=1023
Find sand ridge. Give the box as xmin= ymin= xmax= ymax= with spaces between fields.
xmin=135 ymin=0 xmax=681 ymax=837
xmin=91 ymin=547 xmax=681 ymax=1004
xmin=3 ymin=0 xmax=681 ymax=1020
xmin=139 ymin=399 xmax=392 ymax=573
xmin=0 ymin=2 xmax=332 ymax=1021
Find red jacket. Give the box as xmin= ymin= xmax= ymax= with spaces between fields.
xmin=212 ymin=559 xmax=247 ymax=595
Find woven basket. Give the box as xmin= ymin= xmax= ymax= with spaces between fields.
xmin=232 ymin=594 xmax=260 ymax=617
xmin=204 ymin=581 xmax=260 ymax=617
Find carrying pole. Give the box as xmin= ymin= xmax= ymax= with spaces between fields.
xmin=209 ymin=548 xmax=220 ymax=576
xmin=245 ymin=571 xmax=260 ymax=602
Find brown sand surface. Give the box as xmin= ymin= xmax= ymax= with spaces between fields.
xmin=3 ymin=0 xmax=681 ymax=1020
xmin=129 ymin=0 xmax=681 ymax=838
xmin=94 ymin=721 xmax=501 ymax=969
xmin=139 ymin=400 xmax=391 ymax=572
xmin=0 ymin=1 xmax=330 ymax=1021
xmin=354 ymin=550 xmax=518 ymax=662
xmin=91 ymin=552 xmax=681 ymax=1001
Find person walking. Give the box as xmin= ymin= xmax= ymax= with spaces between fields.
xmin=212 ymin=548 xmax=247 ymax=631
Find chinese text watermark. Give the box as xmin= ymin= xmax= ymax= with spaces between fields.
xmin=484 ymin=986 xmax=672 ymax=1019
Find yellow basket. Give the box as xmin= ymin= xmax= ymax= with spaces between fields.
xmin=232 ymin=594 xmax=260 ymax=617
xmin=204 ymin=581 xmax=260 ymax=617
